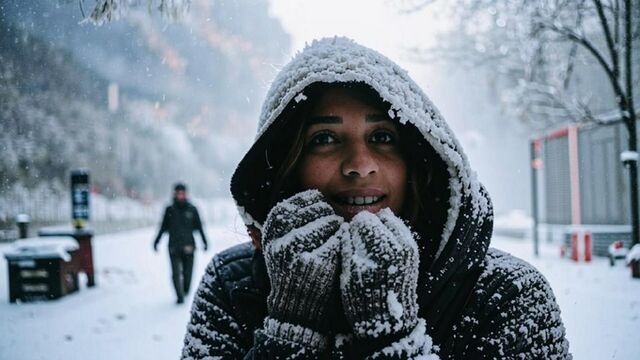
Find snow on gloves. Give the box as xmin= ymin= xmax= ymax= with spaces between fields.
xmin=260 ymin=190 xmax=427 ymax=356
xmin=261 ymin=189 xmax=345 ymax=335
xmin=340 ymin=208 xmax=420 ymax=340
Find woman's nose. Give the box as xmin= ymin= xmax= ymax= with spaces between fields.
xmin=341 ymin=143 xmax=379 ymax=178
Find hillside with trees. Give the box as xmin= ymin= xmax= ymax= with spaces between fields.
xmin=0 ymin=0 xmax=291 ymax=225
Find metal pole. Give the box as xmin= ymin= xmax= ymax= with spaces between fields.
xmin=531 ymin=139 xmax=540 ymax=257
xmin=624 ymin=0 xmax=639 ymax=248
xmin=628 ymin=130 xmax=639 ymax=247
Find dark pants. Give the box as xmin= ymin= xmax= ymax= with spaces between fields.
xmin=169 ymin=245 xmax=194 ymax=300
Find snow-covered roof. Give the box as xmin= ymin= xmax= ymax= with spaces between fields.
xmin=3 ymin=236 xmax=79 ymax=262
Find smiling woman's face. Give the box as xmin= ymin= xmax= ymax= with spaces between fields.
xmin=296 ymin=87 xmax=407 ymax=220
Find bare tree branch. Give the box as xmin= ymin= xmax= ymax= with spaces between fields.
xmin=624 ymin=0 xmax=636 ymax=127
xmin=79 ymin=0 xmax=86 ymax=18
xmin=395 ymin=0 xmax=438 ymax=14
xmin=634 ymin=3 xmax=640 ymax=39
xmin=563 ymin=0 xmax=586 ymax=89
xmin=593 ymin=0 xmax=620 ymax=78
xmin=542 ymin=21 xmax=626 ymax=101
xmin=564 ymin=42 xmax=578 ymax=89
xmin=402 ymin=0 xmax=637 ymax=129
xmin=614 ymin=0 xmax=621 ymax=45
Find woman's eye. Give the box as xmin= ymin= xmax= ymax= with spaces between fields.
xmin=370 ymin=130 xmax=396 ymax=144
xmin=308 ymin=132 xmax=337 ymax=146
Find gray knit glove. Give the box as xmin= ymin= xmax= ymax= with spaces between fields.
xmin=262 ymin=189 xmax=344 ymax=333
xmin=340 ymin=208 xmax=420 ymax=340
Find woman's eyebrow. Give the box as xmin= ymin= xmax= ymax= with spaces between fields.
xmin=366 ymin=114 xmax=391 ymax=122
xmin=308 ymin=115 xmax=342 ymax=124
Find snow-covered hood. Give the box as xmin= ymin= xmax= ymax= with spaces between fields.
xmin=231 ymin=37 xmax=492 ymax=260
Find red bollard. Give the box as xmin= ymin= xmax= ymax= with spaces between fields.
xmin=571 ymin=232 xmax=579 ymax=262
xmin=584 ymin=232 xmax=592 ymax=262
xmin=72 ymin=230 xmax=95 ymax=287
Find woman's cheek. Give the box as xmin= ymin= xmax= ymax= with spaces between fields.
xmin=383 ymin=155 xmax=408 ymax=214
xmin=297 ymin=155 xmax=334 ymax=192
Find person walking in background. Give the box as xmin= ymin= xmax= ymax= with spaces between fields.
xmin=153 ymin=182 xmax=208 ymax=304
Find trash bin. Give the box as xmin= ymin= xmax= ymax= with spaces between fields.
xmin=4 ymin=237 xmax=80 ymax=303
xmin=39 ymin=225 xmax=96 ymax=287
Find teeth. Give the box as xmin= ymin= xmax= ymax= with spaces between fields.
xmin=346 ymin=196 xmax=380 ymax=205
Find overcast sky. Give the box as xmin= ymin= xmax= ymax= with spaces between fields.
xmin=267 ymin=0 xmax=460 ymax=126
xmin=270 ymin=0 xmax=442 ymax=56
xmin=267 ymin=1 xmax=456 ymax=92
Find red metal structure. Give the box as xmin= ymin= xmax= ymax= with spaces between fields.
xmin=531 ymin=121 xmax=632 ymax=260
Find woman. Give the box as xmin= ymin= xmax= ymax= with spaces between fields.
xmin=182 ymin=37 xmax=571 ymax=359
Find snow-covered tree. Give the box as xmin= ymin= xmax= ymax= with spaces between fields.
xmin=402 ymin=0 xmax=639 ymax=244
xmin=80 ymin=0 xmax=191 ymax=25
xmin=403 ymin=0 xmax=638 ymax=128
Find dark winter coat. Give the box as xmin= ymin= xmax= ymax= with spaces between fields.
xmin=182 ymin=38 xmax=571 ymax=359
xmin=155 ymin=201 xmax=207 ymax=250
xmin=181 ymin=224 xmax=570 ymax=359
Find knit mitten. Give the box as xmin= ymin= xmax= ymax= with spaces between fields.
xmin=340 ymin=208 xmax=420 ymax=340
xmin=262 ymin=189 xmax=344 ymax=334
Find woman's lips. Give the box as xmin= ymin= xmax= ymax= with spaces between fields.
xmin=331 ymin=202 xmax=386 ymax=219
xmin=329 ymin=190 xmax=387 ymax=218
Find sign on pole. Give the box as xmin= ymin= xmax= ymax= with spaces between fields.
xmin=70 ymin=169 xmax=90 ymax=229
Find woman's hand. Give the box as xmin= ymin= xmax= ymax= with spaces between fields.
xmin=340 ymin=208 xmax=420 ymax=340
xmin=262 ymin=189 xmax=345 ymax=332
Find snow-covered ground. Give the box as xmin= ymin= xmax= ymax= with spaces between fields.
xmin=1 ymin=217 xmax=639 ymax=359
xmin=493 ymin=237 xmax=640 ymax=360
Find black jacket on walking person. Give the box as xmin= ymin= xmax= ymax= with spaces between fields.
xmin=154 ymin=184 xmax=208 ymax=303
xmin=182 ymin=38 xmax=571 ymax=359
xmin=155 ymin=200 xmax=207 ymax=251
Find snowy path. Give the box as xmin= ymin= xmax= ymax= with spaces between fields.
xmin=0 ymin=223 xmax=250 ymax=360
xmin=1 ymin=226 xmax=639 ymax=359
